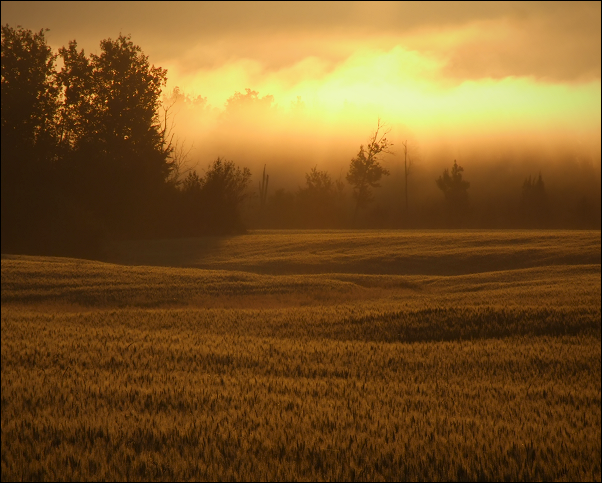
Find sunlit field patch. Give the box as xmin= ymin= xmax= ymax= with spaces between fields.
xmin=2 ymin=230 xmax=600 ymax=481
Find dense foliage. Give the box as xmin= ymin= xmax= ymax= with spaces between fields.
xmin=1 ymin=26 xmax=252 ymax=257
xmin=179 ymin=158 xmax=252 ymax=235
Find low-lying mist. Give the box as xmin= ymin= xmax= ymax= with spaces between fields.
xmin=164 ymin=86 xmax=601 ymax=228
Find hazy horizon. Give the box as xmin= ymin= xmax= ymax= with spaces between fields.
xmin=2 ymin=1 xmax=600 ymax=189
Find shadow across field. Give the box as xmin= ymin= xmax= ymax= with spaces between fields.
xmin=2 ymin=255 xmax=600 ymax=342
xmin=103 ymin=229 xmax=601 ymax=276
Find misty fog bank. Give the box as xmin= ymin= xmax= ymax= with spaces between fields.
xmin=164 ymin=87 xmax=601 ymax=229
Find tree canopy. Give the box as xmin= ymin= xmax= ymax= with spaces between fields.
xmin=1 ymin=25 xmax=254 ymax=254
xmin=1 ymin=25 xmax=60 ymax=253
xmin=181 ymin=158 xmax=252 ymax=235
xmin=55 ymin=34 xmax=175 ymax=238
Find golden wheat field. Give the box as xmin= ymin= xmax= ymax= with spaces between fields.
xmin=2 ymin=230 xmax=601 ymax=481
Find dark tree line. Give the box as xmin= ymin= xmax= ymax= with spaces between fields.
xmin=180 ymin=158 xmax=252 ymax=235
xmin=2 ymin=25 xmax=599 ymax=258
xmin=256 ymin=123 xmax=391 ymax=228
xmin=256 ymin=155 xmax=599 ymax=230
xmin=435 ymin=160 xmax=471 ymax=226
xmin=520 ymin=173 xmax=549 ymax=227
xmin=1 ymin=25 xmax=251 ymax=257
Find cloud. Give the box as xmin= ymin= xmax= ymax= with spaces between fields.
xmin=3 ymin=1 xmax=598 ymax=83
xmin=427 ymin=3 xmax=601 ymax=82
xmin=157 ymin=2 xmax=600 ymax=82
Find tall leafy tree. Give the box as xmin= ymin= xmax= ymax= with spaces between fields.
xmin=90 ymin=35 xmax=170 ymax=169
xmin=2 ymin=27 xmax=179 ymax=252
xmin=1 ymin=25 xmax=58 ymax=158
xmin=56 ymin=40 xmax=94 ymax=151
xmin=346 ymin=120 xmax=392 ymax=222
xmin=1 ymin=25 xmax=59 ymax=251
xmin=58 ymin=34 xmax=174 ymax=236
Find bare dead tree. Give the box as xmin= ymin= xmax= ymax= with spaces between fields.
xmin=160 ymin=93 xmax=194 ymax=187
xmin=167 ymin=139 xmax=194 ymax=187
xmin=259 ymin=164 xmax=269 ymax=213
xmin=402 ymin=140 xmax=409 ymax=212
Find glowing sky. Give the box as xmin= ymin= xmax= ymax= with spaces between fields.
xmin=2 ymin=1 xmax=600 ymax=179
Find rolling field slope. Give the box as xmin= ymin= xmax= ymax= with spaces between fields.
xmin=104 ymin=229 xmax=601 ymax=275
xmin=2 ymin=230 xmax=601 ymax=481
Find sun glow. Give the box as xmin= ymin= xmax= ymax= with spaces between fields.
xmin=173 ymin=43 xmax=600 ymax=144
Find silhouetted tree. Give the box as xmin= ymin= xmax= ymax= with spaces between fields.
xmin=264 ymin=188 xmax=296 ymax=228
xmin=56 ymin=40 xmax=93 ymax=151
xmin=258 ymin=164 xmax=269 ymax=215
xmin=181 ymin=170 xmax=203 ymax=195
xmin=346 ymin=120 xmax=392 ymax=222
xmin=2 ymin=26 xmax=182 ymax=253
xmin=520 ymin=173 xmax=549 ymax=227
xmin=196 ymin=158 xmax=252 ymax=234
xmin=297 ymin=166 xmax=345 ymax=227
xmin=178 ymin=158 xmax=252 ymax=235
xmin=400 ymin=139 xmax=419 ymax=216
xmin=436 ymin=160 xmax=470 ymax=212
xmin=57 ymin=34 xmax=174 ymax=237
xmin=175 ymin=170 xmax=203 ymax=235
xmin=3 ymin=25 xmax=269 ymax=250
xmin=1 ymin=25 xmax=58 ymax=154
xmin=1 ymin=25 xmax=60 ymax=252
